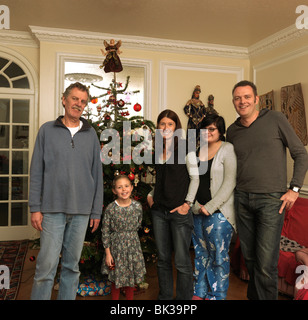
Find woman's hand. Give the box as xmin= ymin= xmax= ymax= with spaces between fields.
xmin=147 ymin=195 xmax=154 ymax=208
xmin=170 ymin=202 xmax=190 ymax=215
xmin=199 ymin=206 xmax=211 ymax=216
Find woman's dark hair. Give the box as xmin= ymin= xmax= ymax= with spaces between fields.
xmin=156 ymin=109 xmax=182 ymax=130
xmin=156 ymin=109 xmax=183 ymax=151
xmin=200 ymin=114 xmax=226 ymax=141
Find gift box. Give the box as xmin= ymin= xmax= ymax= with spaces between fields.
xmin=77 ymin=276 xmax=111 ymax=297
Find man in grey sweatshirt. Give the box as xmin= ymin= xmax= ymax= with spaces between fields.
xmin=29 ymin=82 xmax=103 ymax=300
xmin=227 ymin=80 xmax=308 ymax=300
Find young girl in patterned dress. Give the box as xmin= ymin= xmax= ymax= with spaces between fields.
xmin=101 ymin=175 xmax=146 ymax=300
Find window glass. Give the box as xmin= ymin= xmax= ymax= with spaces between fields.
xmin=12 ymin=151 xmax=28 ymax=174
xmin=0 ymin=99 xmax=10 ymax=122
xmin=0 ymin=125 xmax=9 ymax=148
xmin=13 ymin=77 xmax=30 ymax=89
xmin=11 ymin=203 xmax=28 ymax=226
xmin=12 ymin=125 xmax=29 ymax=148
xmin=64 ymin=61 xmax=145 ymax=121
xmin=0 ymin=203 xmax=8 ymax=226
xmin=13 ymin=100 xmax=29 ymax=123
xmin=0 ymin=151 xmax=9 ymax=174
xmin=5 ymin=62 xmax=25 ymax=78
xmin=0 ymin=75 xmax=10 ymax=87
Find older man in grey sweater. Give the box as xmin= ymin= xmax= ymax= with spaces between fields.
xmin=29 ymin=82 xmax=103 ymax=300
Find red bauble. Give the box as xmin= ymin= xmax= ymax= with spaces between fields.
xmin=118 ymin=99 xmax=125 ymax=107
xmin=133 ymin=103 xmax=142 ymax=112
xmin=128 ymin=173 xmax=135 ymax=181
xmin=91 ymin=98 xmax=98 ymax=104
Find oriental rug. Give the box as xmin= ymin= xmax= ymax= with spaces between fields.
xmin=0 ymin=240 xmax=28 ymax=300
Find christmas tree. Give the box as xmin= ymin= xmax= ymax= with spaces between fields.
xmin=78 ymin=41 xmax=157 ymax=279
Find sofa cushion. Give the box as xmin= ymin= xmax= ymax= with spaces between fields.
xmin=278 ymin=251 xmax=300 ymax=285
xmin=281 ymin=197 xmax=308 ymax=248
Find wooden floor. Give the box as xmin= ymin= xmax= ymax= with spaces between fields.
xmin=16 ymin=243 xmax=292 ymax=301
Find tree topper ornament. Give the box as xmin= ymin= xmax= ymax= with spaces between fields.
xmin=100 ymin=39 xmax=123 ymax=73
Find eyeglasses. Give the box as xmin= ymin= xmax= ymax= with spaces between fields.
xmin=206 ymin=127 xmax=218 ymax=133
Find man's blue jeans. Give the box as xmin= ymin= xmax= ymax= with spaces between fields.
xmin=151 ymin=208 xmax=194 ymax=300
xmin=31 ymin=213 xmax=89 ymax=300
xmin=234 ymin=190 xmax=285 ymax=300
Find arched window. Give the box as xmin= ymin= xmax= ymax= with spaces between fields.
xmin=0 ymin=57 xmax=30 ymax=89
xmin=0 ymin=52 xmax=36 ymax=240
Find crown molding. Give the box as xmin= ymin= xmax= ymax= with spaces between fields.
xmin=28 ymin=24 xmax=308 ymax=58
xmin=29 ymin=25 xmax=248 ymax=59
xmin=0 ymin=29 xmax=38 ymax=47
xmin=1 ymin=24 xmax=307 ymax=59
xmin=248 ymin=24 xmax=308 ymax=57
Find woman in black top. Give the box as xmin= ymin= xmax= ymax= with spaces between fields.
xmin=147 ymin=109 xmax=199 ymax=300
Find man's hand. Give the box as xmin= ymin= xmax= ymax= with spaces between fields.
xmin=31 ymin=212 xmax=43 ymax=231
xmin=89 ymin=219 xmax=100 ymax=233
xmin=279 ymin=189 xmax=299 ymax=214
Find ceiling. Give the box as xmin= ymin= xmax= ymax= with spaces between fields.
xmin=2 ymin=0 xmax=305 ymax=47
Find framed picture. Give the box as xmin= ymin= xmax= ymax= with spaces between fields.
xmin=281 ymin=83 xmax=307 ymax=146
xmin=259 ymin=90 xmax=274 ymax=110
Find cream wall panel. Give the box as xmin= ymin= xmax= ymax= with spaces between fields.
xmin=253 ymin=44 xmax=308 ymax=194
xmin=159 ymin=62 xmax=243 ymax=130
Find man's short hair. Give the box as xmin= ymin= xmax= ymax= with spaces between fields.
xmin=62 ymin=82 xmax=90 ymax=100
xmin=232 ymin=80 xmax=258 ymax=97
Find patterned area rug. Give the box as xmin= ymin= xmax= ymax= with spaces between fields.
xmin=0 ymin=240 xmax=29 ymax=300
